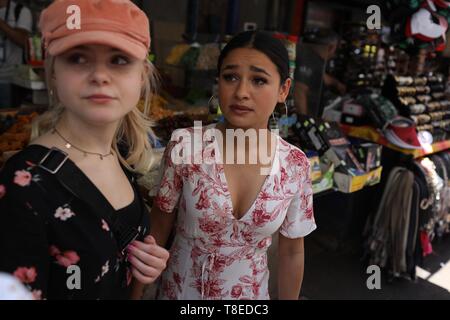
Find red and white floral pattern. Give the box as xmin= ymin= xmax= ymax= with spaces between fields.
xmin=154 ymin=125 xmax=316 ymax=300
xmin=49 ymin=245 xmax=80 ymax=268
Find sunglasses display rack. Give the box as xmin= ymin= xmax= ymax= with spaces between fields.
xmin=328 ymin=24 xmax=386 ymax=92
xmin=383 ymin=74 xmax=450 ymax=143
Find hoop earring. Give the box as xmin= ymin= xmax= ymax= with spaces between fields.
xmin=271 ymin=101 xmax=288 ymax=121
xmin=208 ymin=95 xmax=220 ymax=114
xmin=283 ymin=101 xmax=288 ymax=118
xmin=208 ymin=95 xmax=217 ymax=107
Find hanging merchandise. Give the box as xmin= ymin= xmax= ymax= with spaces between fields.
xmin=366 ymin=167 xmax=414 ymax=276
xmin=429 ymin=154 xmax=450 ymax=237
xmin=364 ymin=166 xmax=416 ymax=279
xmin=405 ymin=8 xmax=448 ymax=42
xmin=385 ymin=0 xmax=450 ymax=51
xmin=433 ymin=0 xmax=450 ymax=8
xmin=419 ymin=157 xmax=445 ymax=226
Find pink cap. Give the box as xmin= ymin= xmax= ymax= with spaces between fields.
xmin=39 ymin=0 xmax=150 ymax=60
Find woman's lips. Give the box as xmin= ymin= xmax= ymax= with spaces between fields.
xmin=85 ymin=95 xmax=116 ymax=104
xmin=229 ymin=104 xmax=253 ymax=115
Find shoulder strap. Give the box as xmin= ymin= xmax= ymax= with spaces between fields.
xmin=29 ymin=145 xmax=147 ymax=253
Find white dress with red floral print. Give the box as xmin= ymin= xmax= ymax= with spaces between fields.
xmin=154 ymin=125 xmax=316 ymax=300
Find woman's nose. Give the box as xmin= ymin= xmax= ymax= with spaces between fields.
xmin=89 ymin=63 xmax=111 ymax=85
xmin=235 ymin=79 xmax=250 ymax=100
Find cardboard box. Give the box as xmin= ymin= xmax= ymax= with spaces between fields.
xmin=306 ymin=151 xmax=322 ymax=183
xmin=312 ymin=162 xmax=335 ymax=194
xmin=352 ymin=142 xmax=382 ymax=172
xmin=333 ymin=166 xmax=382 ymax=193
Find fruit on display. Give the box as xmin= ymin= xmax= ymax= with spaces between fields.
xmin=136 ymin=93 xmax=213 ymax=146
xmin=0 ymin=112 xmax=39 ymax=157
xmin=137 ymin=95 xmax=176 ymax=121
xmin=153 ymin=115 xmax=200 ymax=143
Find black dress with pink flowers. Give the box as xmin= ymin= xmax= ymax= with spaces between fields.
xmin=0 ymin=145 xmax=149 ymax=300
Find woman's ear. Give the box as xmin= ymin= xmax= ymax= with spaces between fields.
xmin=278 ymin=78 xmax=292 ymax=103
xmin=142 ymin=62 xmax=150 ymax=86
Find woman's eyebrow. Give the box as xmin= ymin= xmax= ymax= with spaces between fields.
xmin=110 ymin=48 xmax=126 ymax=54
xmin=223 ymin=64 xmax=271 ymax=77
xmin=69 ymin=45 xmax=89 ymax=51
xmin=250 ymin=65 xmax=271 ymax=77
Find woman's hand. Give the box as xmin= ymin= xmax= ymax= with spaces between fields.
xmin=127 ymin=235 xmax=170 ymax=284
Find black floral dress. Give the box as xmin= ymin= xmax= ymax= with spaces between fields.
xmin=0 ymin=145 xmax=150 ymax=300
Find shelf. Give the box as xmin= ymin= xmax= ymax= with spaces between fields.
xmin=340 ymin=124 xmax=450 ymax=158
xmin=313 ymin=187 xmax=337 ymax=197
xmin=12 ymin=77 xmax=46 ymax=90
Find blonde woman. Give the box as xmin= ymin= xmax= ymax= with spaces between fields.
xmin=0 ymin=0 xmax=169 ymax=300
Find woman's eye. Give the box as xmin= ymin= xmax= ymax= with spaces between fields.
xmin=222 ymin=74 xmax=238 ymax=82
xmin=66 ymin=53 xmax=87 ymax=64
xmin=112 ymin=55 xmax=130 ymax=65
xmin=253 ymin=77 xmax=267 ymax=86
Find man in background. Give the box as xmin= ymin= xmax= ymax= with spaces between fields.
xmin=294 ymin=29 xmax=346 ymax=118
xmin=0 ymin=0 xmax=32 ymax=106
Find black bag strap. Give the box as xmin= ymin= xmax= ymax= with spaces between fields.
xmin=28 ymin=145 xmax=147 ymax=254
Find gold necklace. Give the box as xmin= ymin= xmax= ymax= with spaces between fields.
xmin=52 ymin=128 xmax=114 ymax=160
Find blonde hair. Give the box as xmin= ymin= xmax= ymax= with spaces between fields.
xmin=32 ymin=55 xmax=159 ymax=174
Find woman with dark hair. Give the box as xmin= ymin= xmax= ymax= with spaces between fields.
xmin=150 ymin=31 xmax=316 ymax=300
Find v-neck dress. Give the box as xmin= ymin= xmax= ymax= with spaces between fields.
xmin=0 ymin=145 xmax=149 ymax=300
xmin=154 ymin=124 xmax=316 ymax=300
